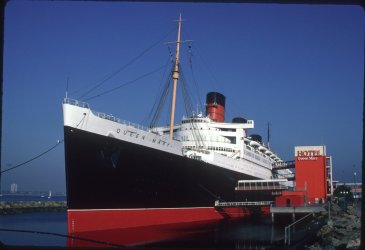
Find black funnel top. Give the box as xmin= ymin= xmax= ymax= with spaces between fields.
xmin=206 ymin=92 xmax=225 ymax=107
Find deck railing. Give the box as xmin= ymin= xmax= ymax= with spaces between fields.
xmin=63 ymin=98 xmax=151 ymax=132
xmin=63 ymin=98 xmax=90 ymax=108
xmin=215 ymin=200 xmax=273 ymax=207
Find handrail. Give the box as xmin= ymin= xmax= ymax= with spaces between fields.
xmin=215 ymin=200 xmax=273 ymax=207
xmin=235 ymin=185 xmax=288 ymax=191
xmin=284 ymin=212 xmax=315 ymax=245
xmin=63 ymin=98 xmax=90 ymax=109
xmin=63 ymin=98 xmax=151 ymax=133
xmin=283 ymin=204 xmax=326 ymax=245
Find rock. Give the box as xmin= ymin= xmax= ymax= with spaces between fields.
xmin=330 ymin=203 xmax=342 ymax=214
xmin=346 ymin=205 xmax=354 ymax=211
xmin=323 ymin=236 xmax=346 ymax=248
xmin=345 ymin=225 xmax=353 ymax=232
xmin=333 ymin=218 xmax=348 ymax=228
xmin=317 ymin=224 xmax=333 ymax=237
xmin=335 ymin=228 xmax=350 ymax=238
xmin=0 ymin=201 xmax=67 ymax=215
xmin=346 ymin=238 xmax=360 ymax=249
xmin=344 ymin=214 xmax=357 ymax=222
xmin=307 ymin=242 xmax=328 ymax=250
xmin=306 ymin=202 xmax=361 ymax=249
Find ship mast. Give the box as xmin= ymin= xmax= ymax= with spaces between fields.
xmin=169 ymin=14 xmax=182 ymax=138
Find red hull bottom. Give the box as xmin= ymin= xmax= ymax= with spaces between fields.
xmin=67 ymin=207 xmax=250 ymax=247
xmin=220 ymin=207 xmax=251 ymax=219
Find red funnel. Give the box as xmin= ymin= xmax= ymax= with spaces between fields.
xmin=206 ymin=92 xmax=225 ymax=122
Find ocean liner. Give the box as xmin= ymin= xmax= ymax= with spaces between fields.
xmin=63 ymin=15 xmax=292 ymax=246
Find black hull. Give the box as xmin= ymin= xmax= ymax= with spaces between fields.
xmin=63 ymin=126 xmax=262 ymax=209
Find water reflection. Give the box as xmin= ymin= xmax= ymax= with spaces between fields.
xmin=0 ymin=212 xmax=286 ymax=249
xmin=147 ymin=217 xmax=285 ymax=249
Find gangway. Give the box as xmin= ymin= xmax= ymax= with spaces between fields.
xmin=234 ymin=179 xmax=291 ymax=200
xmin=215 ymin=200 xmax=273 ymax=207
xmin=273 ymin=173 xmax=295 ymax=181
xmin=272 ymin=160 xmax=295 ymax=170
xmin=272 ymin=161 xmax=295 ymax=181
xmin=235 ymin=178 xmax=290 ymax=191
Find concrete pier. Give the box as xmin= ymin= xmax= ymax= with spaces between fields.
xmin=270 ymin=205 xmax=325 ymax=223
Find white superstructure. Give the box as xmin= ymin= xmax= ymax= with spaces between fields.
xmin=63 ymin=97 xmax=291 ymax=181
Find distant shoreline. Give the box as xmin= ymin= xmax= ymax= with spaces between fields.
xmin=0 ymin=201 xmax=67 ymax=215
xmin=0 ymin=192 xmax=66 ymax=196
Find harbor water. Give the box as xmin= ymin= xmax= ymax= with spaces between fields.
xmin=0 ymin=212 xmax=285 ymax=249
xmin=0 ymin=196 xmax=288 ymax=249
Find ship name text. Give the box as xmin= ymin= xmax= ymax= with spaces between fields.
xmin=116 ymin=128 xmax=170 ymax=147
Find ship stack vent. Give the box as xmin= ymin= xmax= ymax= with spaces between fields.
xmin=250 ymin=134 xmax=262 ymax=144
xmin=232 ymin=117 xmax=247 ymax=123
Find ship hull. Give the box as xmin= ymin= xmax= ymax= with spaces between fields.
xmin=64 ymin=125 xmax=255 ymax=245
xmin=64 ymin=126 xmax=251 ymax=210
xmin=67 ymin=207 xmax=226 ymax=247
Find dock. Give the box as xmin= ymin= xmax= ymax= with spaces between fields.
xmin=270 ymin=205 xmax=326 ymax=223
xmin=215 ymin=200 xmax=273 ymax=207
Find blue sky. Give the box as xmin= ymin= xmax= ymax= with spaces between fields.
xmin=1 ymin=1 xmax=364 ymax=192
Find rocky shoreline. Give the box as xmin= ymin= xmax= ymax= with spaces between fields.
xmin=0 ymin=201 xmax=67 ymax=215
xmin=307 ymin=202 xmax=361 ymax=249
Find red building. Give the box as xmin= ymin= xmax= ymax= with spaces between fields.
xmin=276 ymin=146 xmax=329 ymax=206
xmin=294 ymin=146 xmax=327 ymax=204
xmin=275 ymin=191 xmax=306 ymax=207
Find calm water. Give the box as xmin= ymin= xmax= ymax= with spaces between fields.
xmin=0 ymin=213 xmax=285 ymax=249
xmin=0 ymin=196 xmax=286 ymax=249
xmin=0 ymin=194 xmax=66 ymax=202
xmin=0 ymin=212 xmax=67 ymax=247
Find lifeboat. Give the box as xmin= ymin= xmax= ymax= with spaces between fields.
xmin=265 ymin=150 xmax=273 ymax=156
xmin=249 ymin=140 xmax=260 ymax=148
xmin=258 ymin=146 xmax=267 ymax=152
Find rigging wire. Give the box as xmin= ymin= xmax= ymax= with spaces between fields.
xmin=179 ymin=67 xmax=205 ymax=149
xmin=182 ymin=25 xmax=221 ymax=89
xmin=167 ymin=45 xmax=174 ymax=62
xmin=179 ymin=67 xmax=194 ymax=115
xmin=149 ymin=66 xmax=174 ymax=128
xmin=183 ymin=28 xmax=245 ymax=120
xmin=1 ymin=139 xmax=64 ymax=174
xmin=141 ymin=56 xmax=172 ymax=126
xmin=83 ymin=63 xmax=169 ymax=102
xmin=191 ymin=41 xmax=221 ymax=90
xmin=76 ymin=27 xmax=176 ymax=100
xmin=185 ymin=42 xmax=203 ymax=110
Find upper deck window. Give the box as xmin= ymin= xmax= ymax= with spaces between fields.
xmin=219 ymin=128 xmax=236 ymax=132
